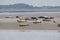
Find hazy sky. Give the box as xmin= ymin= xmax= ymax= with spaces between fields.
xmin=0 ymin=0 xmax=60 ymax=6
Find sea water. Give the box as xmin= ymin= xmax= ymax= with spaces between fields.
xmin=0 ymin=30 xmax=59 ymax=40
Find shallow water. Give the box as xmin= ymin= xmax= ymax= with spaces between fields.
xmin=0 ymin=12 xmax=60 ymax=18
xmin=0 ymin=30 xmax=60 ymax=40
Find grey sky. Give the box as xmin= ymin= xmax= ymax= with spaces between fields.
xmin=0 ymin=0 xmax=60 ymax=6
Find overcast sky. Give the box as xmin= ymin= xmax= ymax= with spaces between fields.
xmin=0 ymin=0 xmax=60 ymax=6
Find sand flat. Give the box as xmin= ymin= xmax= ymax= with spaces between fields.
xmin=0 ymin=12 xmax=60 ymax=30
xmin=0 ymin=18 xmax=59 ymax=30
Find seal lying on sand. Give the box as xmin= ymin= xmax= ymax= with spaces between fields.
xmin=19 ymin=24 xmax=29 ymax=27
xmin=17 ymin=20 xmax=26 ymax=23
